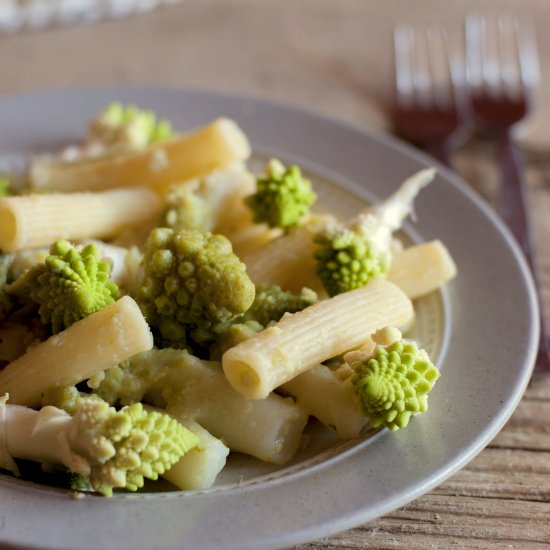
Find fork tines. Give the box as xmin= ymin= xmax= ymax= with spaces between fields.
xmin=394 ymin=24 xmax=454 ymax=110
xmin=465 ymin=14 xmax=540 ymax=102
xmin=393 ymin=24 xmax=463 ymax=165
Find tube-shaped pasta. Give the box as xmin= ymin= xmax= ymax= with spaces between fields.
xmin=144 ymin=351 xmax=308 ymax=465
xmin=280 ymin=364 xmax=368 ymax=439
xmin=162 ymin=420 xmax=229 ymax=490
xmin=0 ymin=297 xmax=153 ymax=407
xmin=30 ymin=118 xmax=251 ymax=192
xmin=0 ymin=188 xmax=161 ymax=252
xmin=241 ymin=218 xmax=329 ymax=294
xmin=388 ymin=239 xmax=457 ymax=299
xmin=222 ymin=280 xmax=413 ymax=399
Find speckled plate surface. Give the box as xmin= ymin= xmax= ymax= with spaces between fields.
xmin=0 ymin=87 xmax=538 ymax=550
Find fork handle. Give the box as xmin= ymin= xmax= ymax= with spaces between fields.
xmin=497 ymin=134 xmax=530 ymax=251
xmin=497 ymin=133 xmax=550 ymax=372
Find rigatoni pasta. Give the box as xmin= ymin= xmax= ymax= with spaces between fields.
xmin=222 ymin=279 xmax=414 ymax=399
xmin=30 ymin=118 xmax=251 ymax=192
xmin=0 ymin=296 xmax=153 ymax=407
xmin=0 ymin=187 xmax=162 ymax=252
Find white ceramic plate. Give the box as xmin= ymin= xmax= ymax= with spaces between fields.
xmin=0 ymin=87 xmax=538 ymax=550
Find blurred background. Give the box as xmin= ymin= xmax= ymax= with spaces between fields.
xmin=0 ymin=0 xmax=547 ymax=145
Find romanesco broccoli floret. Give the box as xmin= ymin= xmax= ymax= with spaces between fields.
xmin=245 ymin=159 xmax=317 ymax=230
xmin=0 ymin=398 xmax=199 ymax=496
xmin=7 ymin=240 xmax=120 ymax=334
xmin=314 ymin=226 xmax=389 ymax=298
xmin=138 ymin=228 xmax=255 ymax=349
xmin=314 ymin=168 xmax=435 ymax=296
xmin=163 ymin=187 xmax=213 ymax=232
xmin=89 ymin=102 xmax=174 ymax=151
xmin=351 ymin=328 xmax=440 ymax=431
xmin=241 ymin=285 xmax=318 ymax=326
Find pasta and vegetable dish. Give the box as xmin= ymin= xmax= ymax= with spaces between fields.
xmin=0 ymin=103 xmax=456 ymax=497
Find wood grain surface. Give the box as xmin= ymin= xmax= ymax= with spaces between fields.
xmin=1 ymin=1 xmax=549 ymax=547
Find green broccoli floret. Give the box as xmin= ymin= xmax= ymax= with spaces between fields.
xmin=242 ymin=285 xmax=318 ymax=326
xmin=351 ymin=329 xmax=440 ymax=431
xmin=163 ymin=187 xmax=213 ymax=232
xmin=138 ymin=228 xmax=255 ymax=349
xmin=0 ymin=398 xmax=199 ymax=496
xmin=314 ymin=168 xmax=435 ymax=296
xmin=7 ymin=240 xmax=120 ymax=334
xmin=0 ymin=176 xmax=12 ymax=197
xmin=89 ymin=102 xmax=174 ymax=150
xmin=245 ymin=159 xmax=316 ymax=230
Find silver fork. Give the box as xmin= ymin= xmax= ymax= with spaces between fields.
xmin=463 ymin=14 xmax=549 ymax=372
xmin=393 ymin=24 xmax=465 ymax=167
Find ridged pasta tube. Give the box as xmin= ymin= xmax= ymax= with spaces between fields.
xmin=0 ymin=296 xmax=153 ymax=407
xmin=0 ymin=187 xmax=161 ymax=252
xmin=30 ymin=118 xmax=251 ymax=192
xmin=222 ymin=280 xmax=413 ymax=399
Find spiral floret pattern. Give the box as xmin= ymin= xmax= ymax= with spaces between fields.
xmin=8 ymin=240 xmax=119 ymax=333
xmin=351 ymin=339 xmax=440 ymax=431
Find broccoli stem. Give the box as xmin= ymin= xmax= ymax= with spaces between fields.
xmin=361 ymin=168 xmax=435 ymax=233
xmin=314 ymin=168 xmax=436 ymax=297
xmin=0 ymin=398 xmax=200 ymax=496
xmin=3 ymin=405 xmax=76 ymax=470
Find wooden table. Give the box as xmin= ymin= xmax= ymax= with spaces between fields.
xmin=1 ymin=1 xmax=549 ymax=547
